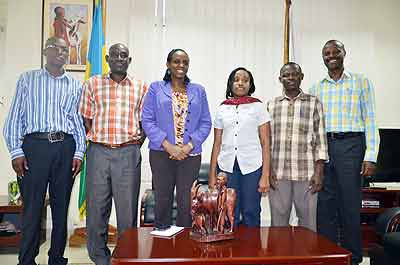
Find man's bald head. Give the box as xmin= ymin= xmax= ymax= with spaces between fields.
xmin=322 ymin=40 xmax=346 ymax=55
xmin=45 ymin=36 xmax=67 ymax=49
xmin=106 ymin=43 xmax=132 ymax=75
xmin=322 ymin=40 xmax=346 ymax=73
xmin=109 ymin=43 xmax=129 ymax=55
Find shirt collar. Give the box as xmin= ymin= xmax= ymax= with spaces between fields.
xmin=42 ymin=67 xmax=69 ymax=80
xmin=278 ymin=89 xmax=306 ymax=101
xmin=106 ymin=72 xmax=133 ymax=84
xmin=323 ymin=70 xmax=351 ymax=83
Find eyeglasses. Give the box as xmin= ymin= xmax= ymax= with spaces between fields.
xmin=46 ymin=44 xmax=69 ymax=53
xmin=108 ymin=51 xmax=129 ymax=60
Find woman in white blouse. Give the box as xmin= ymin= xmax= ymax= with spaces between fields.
xmin=209 ymin=67 xmax=271 ymax=227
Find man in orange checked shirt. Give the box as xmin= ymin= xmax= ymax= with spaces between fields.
xmin=79 ymin=43 xmax=147 ymax=265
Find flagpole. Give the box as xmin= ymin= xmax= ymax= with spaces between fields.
xmin=283 ymin=0 xmax=291 ymax=64
xmin=102 ymin=0 xmax=106 ymax=37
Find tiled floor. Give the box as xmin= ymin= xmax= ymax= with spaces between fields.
xmin=0 ymin=241 xmax=96 ymax=265
xmin=37 ymin=240 xmax=97 ymax=265
xmin=0 ymin=242 xmax=371 ymax=265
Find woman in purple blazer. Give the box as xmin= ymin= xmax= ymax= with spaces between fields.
xmin=141 ymin=49 xmax=212 ymax=228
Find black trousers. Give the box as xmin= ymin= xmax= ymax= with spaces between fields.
xmin=18 ymin=135 xmax=75 ymax=265
xmin=317 ymin=134 xmax=365 ymax=264
xmin=149 ymin=150 xmax=201 ymax=228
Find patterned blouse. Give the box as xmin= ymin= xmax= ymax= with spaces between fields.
xmin=172 ymin=91 xmax=189 ymax=145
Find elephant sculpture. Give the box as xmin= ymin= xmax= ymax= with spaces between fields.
xmin=190 ymin=172 xmax=237 ymax=238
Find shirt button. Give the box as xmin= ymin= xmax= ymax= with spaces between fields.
xmin=236 ymin=121 xmax=238 ymax=124
xmin=235 ymin=134 xmax=237 ymax=136
xmin=185 ymin=129 xmax=188 ymax=131
xmin=235 ymin=147 xmax=237 ymax=150
xmin=187 ymin=119 xmax=190 ymax=122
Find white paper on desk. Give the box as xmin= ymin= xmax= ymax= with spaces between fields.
xmin=370 ymin=182 xmax=400 ymax=190
xmin=150 ymin=226 xmax=184 ymax=238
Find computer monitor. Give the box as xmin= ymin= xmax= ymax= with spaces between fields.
xmin=368 ymin=128 xmax=400 ymax=183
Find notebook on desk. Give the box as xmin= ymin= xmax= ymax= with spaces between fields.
xmin=369 ymin=182 xmax=400 ymax=190
xmin=150 ymin=225 xmax=184 ymax=238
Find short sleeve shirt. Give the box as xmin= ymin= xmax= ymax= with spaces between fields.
xmin=214 ymin=101 xmax=271 ymax=174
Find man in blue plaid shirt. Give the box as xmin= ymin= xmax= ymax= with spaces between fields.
xmin=310 ymin=40 xmax=380 ymax=265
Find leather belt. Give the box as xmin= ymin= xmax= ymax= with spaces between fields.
xmin=27 ymin=132 xmax=71 ymax=143
xmin=92 ymin=140 xmax=141 ymax=149
xmin=326 ymin=132 xmax=363 ymax=140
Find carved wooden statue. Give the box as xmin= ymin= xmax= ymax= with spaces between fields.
xmin=190 ymin=172 xmax=237 ymax=242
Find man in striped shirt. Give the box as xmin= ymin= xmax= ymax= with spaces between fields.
xmin=310 ymin=40 xmax=380 ymax=265
xmin=79 ymin=43 xmax=147 ymax=265
xmin=3 ymin=37 xmax=86 ymax=265
xmin=268 ymin=62 xmax=328 ymax=232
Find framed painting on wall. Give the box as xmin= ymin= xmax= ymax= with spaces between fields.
xmin=42 ymin=0 xmax=93 ymax=71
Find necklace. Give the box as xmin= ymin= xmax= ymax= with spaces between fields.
xmin=172 ymin=86 xmax=186 ymax=93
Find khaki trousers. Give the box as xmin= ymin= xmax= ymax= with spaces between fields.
xmin=268 ymin=179 xmax=317 ymax=232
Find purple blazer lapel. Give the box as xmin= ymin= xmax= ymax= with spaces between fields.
xmin=160 ymin=81 xmax=172 ymax=98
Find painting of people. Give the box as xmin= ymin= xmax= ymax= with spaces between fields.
xmin=42 ymin=0 xmax=93 ymax=71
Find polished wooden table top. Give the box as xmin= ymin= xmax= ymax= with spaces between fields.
xmin=111 ymin=226 xmax=351 ymax=265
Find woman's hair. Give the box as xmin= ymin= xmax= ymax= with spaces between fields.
xmin=225 ymin=67 xmax=256 ymax=99
xmin=163 ymin=48 xmax=191 ymax=84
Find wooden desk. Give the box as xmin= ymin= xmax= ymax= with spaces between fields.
xmin=0 ymin=195 xmax=48 ymax=248
xmin=111 ymin=227 xmax=351 ymax=265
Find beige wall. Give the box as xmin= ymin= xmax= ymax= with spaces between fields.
xmin=1 ymin=1 xmax=43 ymax=197
xmin=0 ymin=0 xmax=399 ymax=229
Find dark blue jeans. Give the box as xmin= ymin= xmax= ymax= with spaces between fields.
xmin=317 ymin=134 xmax=365 ymax=264
xmin=220 ymin=159 xmax=262 ymax=227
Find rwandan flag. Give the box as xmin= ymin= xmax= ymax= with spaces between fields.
xmin=79 ymin=0 xmax=108 ymax=220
